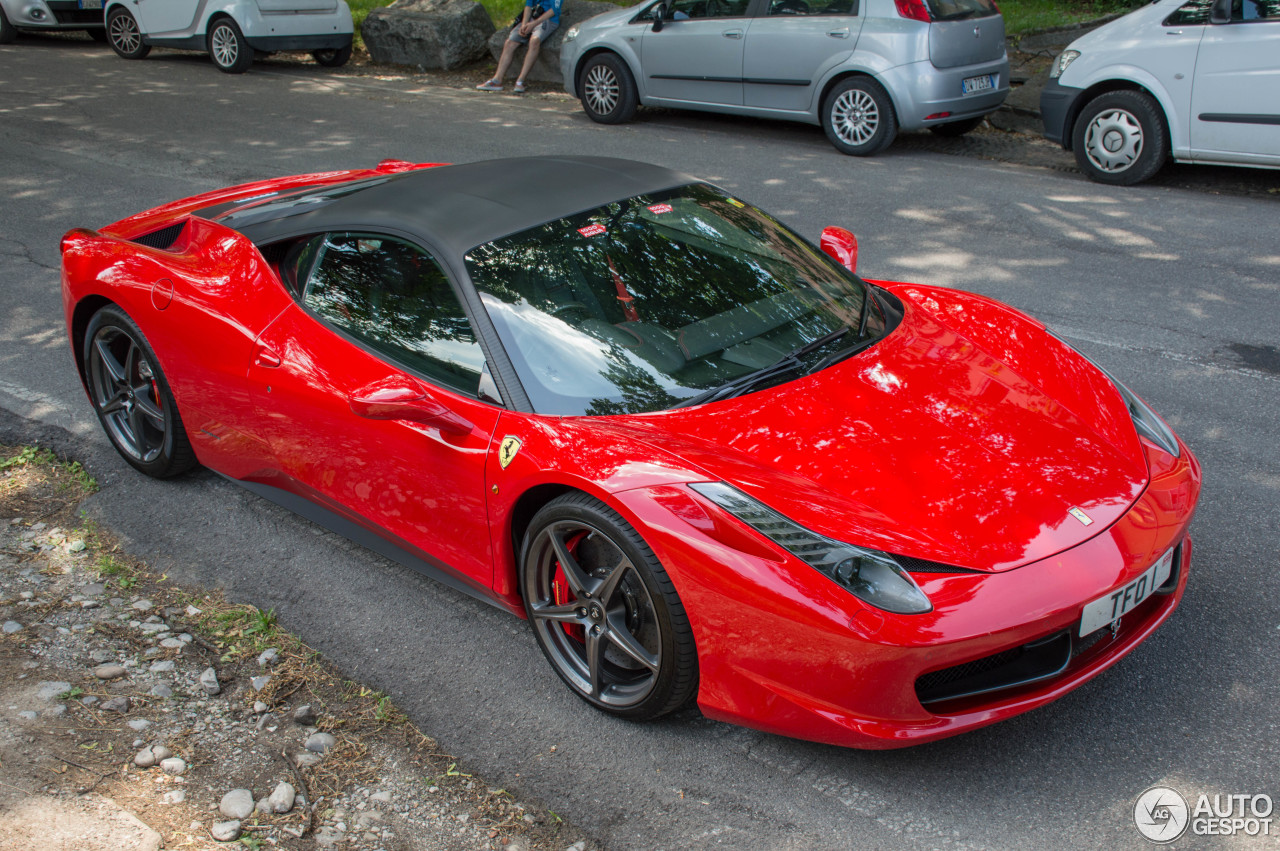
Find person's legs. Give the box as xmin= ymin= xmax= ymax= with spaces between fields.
xmin=479 ymin=34 xmax=524 ymax=88
xmin=515 ymin=34 xmax=543 ymax=86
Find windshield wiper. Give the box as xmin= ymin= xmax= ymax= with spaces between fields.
xmin=674 ymin=356 xmax=806 ymax=409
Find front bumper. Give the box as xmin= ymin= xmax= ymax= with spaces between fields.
xmin=1040 ymin=77 xmax=1085 ymax=148
xmin=10 ymin=0 xmax=103 ymax=29
xmin=615 ymin=437 xmax=1200 ymax=749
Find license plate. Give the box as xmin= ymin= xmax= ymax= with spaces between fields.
xmin=79 ymin=0 xmax=103 ymax=8
xmin=1079 ymin=547 xmax=1175 ymax=637
xmin=962 ymin=74 xmax=994 ymax=94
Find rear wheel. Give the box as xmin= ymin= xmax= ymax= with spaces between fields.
xmin=208 ymin=16 xmax=252 ymax=74
xmin=312 ymin=44 xmax=351 ymax=67
xmin=578 ymin=53 xmax=638 ymax=125
xmin=1072 ymin=90 xmax=1168 ymax=185
xmin=84 ymin=306 xmax=196 ymax=479
xmin=929 ymin=115 xmax=984 ymax=137
xmin=107 ymin=7 xmax=149 ymax=59
xmin=521 ymin=493 xmax=697 ymax=720
xmin=823 ymin=77 xmax=898 ymax=156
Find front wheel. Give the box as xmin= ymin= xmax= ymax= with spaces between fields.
xmin=823 ymin=77 xmax=898 ymax=156
xmin=312 ymin=44 xmax=351 ymax=68
xmin=521 ymin=493 xmax=697 ymax=720
xmin=84 ymin=306 xmax=197 ymax=479
xmin=578 ymin=53 xmax=638 ymax=125
xmin=107 ymin=7 xmax=150 ymax=59
xmin=1071 ymin=90 xmax=1168 ymax=185
xmin=208 ymin=17 xmax=252 ymax=74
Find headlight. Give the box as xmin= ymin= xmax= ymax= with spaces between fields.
xmin=1049 ymin=49 xmax=1079 ymax=79
xmin=1102 ymin=370 xmax=1181 ymax=457
xmin=689 ymin=482 xmax=933 ymax=615
xmin=563 ymin=24 xmax=580 ymax=42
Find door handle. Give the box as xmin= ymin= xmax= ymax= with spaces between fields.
xmin=828 ymin=27 xmax=850 ymax=38
xmin=722 ymin=29 xmax=743 ymax=38
xmin=349 ymin=376 xmax=473 ymax=435
xmin=253 ymin=343 xmax=282 ymax=368
xmin=1166 ymin=28 xmax=1182 ymax=34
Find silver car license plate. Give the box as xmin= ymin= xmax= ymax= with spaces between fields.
xmin=1079 ymin=546 xmax=1175 ymax=637
xmin=962 ymin=75 xmax=994 ymax=94
xmin=79 ymin=0 xmax=103 ymax=8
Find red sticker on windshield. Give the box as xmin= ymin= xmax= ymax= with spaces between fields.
xmin=647 ymin=203 xmax=673 ymax=214
xmin=578 ymin=224 xmax=607 ymax=237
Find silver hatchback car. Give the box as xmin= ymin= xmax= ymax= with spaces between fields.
xmin=559 ymin=0 xmax=1009 ymax=154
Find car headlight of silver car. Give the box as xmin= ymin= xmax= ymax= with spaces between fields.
xmin=689 ymin=482 xmax=933 ymax=615
xmin=1049 ymin=49 xmax=1080 ymax=79
xmin=563 ymin=24 xmax=580 ymax=42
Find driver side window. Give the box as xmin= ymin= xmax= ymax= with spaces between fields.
xmin=659 ymin=0 xmax=751 ymax=19
xmin=768 ymin=0 xmax=856 ymax=15
xmin=299 ymin=233 xmax=489 ymax=397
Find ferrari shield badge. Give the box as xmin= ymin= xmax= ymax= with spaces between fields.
xmin=499 ymin=436 xmax=522 ymax=470
xmin=1068 ymin=507 xmax=1093 ymax=527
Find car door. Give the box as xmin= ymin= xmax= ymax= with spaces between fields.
xmin=1190 ymin=0 xmax=1280 ymax=163
xmin=132 ymin=0 xmax=201 ymax=35
xmin=246 ymin=232 xmax=503 ymax=591
xmin=641 ymin=0 xmax=756 ymax=105
xmin=742 ymin=0 xmax=861 ymax=111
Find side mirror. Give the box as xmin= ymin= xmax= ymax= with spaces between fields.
xmin=349 ymin=375 xmax=473 ymax=435
xmin=652 ymin=2 xmax=667 ymax=31
xmin=820 ymin=226 xmax=858 ymax=274
xmin=1209 ymin=0 xmax=1230 ymax=23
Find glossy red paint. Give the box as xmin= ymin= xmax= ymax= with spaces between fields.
xmin=819 ymin=226 xmax=859 ymax=274
xmin=60 ymin=166 xmax=1202 ymax=748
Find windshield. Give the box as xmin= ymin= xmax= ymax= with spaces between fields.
xmin=464 ymin=183 xmax=888 ymax=416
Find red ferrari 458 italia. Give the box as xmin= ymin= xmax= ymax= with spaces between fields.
xmin=60 ymin=157 xmax=1200 ymax=748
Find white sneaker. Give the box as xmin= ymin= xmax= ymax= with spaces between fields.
xmin=514 ymin=81 xmax=527 ymax=93
xmin=476 ymin=80 xmax=503 ymax=92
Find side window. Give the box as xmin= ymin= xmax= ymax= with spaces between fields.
xmin=658 ymin=0 xmax=751 ymax=20
xmin=1165 ymin=0 xmax=1212 ymax=24
xmin=767 ymin=0 xmax=856 ymax=15
xmin=1232 ymin=0 xmax=1277 ymax=19
xmin=301 ymin=233 xmax=488 ymax=397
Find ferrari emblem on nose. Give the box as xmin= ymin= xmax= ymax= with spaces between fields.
xmin=1068 ymin=507 xmax=1093 ymax=527
xmin=499 ymin=436 xmax=522 ymax=470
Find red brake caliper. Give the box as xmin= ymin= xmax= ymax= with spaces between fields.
xmin=552 ymin=532 xmax=588 ymax=644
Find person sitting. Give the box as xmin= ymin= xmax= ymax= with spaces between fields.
xmin=476 ymin=0 xmax=563 ymax=94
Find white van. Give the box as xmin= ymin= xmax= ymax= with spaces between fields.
xmin=1041 ymin=0 xmax=1280 ymax=184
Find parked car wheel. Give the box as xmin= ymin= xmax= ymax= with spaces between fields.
xmin=107 ymin=7 xmax=150 ymax=59
xmin=823 ymin=77 xmax=898 ymax=156
xmin=521 ymin=493 xmax=698 ymax=720
xmin=0 ymin=5 xmax=17 ymax=45
xmin=929 ymin=116 xmax=985 ymax=137
xmin=208 ymin=16 xmax=252 ymax=74
xmin=312 ymin=45 xmax=351 ymax=67
xmin=578 ymin=53 xmax=638 ymax=125
xmin=1072 ymin=90 xmax=1168 ymax=185
xmin=84 ymin=306 xmax=197 ymax=479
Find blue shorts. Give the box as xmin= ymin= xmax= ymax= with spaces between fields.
xmin=508 ymin=19 xmax=557 ymax=44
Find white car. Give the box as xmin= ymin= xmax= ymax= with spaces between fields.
xmin=1041 ymin=0 xmax=1280 ymax=185
xmin=0 ymin=0 xmax=105 ymax=43
xmin=104 ymin=0 xmax=353 ymax=73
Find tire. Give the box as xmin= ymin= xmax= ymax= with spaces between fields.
xmin=0 ymin=5 xmax=15 ymax=45
xmin=521 ymin=493 xmax=697 ymax=720
xmin=823 ymin=76 xmax=898 ymax=156
xmin=578 ymin=53 xmax=638 ymax=125
xmin=312 ymin=44 xmax=351 ymax=67
xmin=107 ymin=7 xmax=149 ymax=59
xmin=84 ymin=306 xmax=197 ymax=479
xmin=1071 ymin=90 xmax=1168 ymax=186
xmin=208 ymin=16 xmax=252 ymax=74
xmin=86 ymin=27 xmax=109 ymax=43
xmin=929 ymin=115 xmax=984 ymax=137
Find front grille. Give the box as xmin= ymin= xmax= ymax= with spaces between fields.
xmin=131 ymin=222 xmax=186 ymax=250
xmin=896 ymin=555 xmax=982 ymax=574
xmin=916 ymin=630 xmax=1072 ymax=705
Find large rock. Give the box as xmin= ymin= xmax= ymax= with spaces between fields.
xmin=363 ymin=0 xmax=496 ymax=70
xmin=487 ymin=0 xmax=621 ymax=85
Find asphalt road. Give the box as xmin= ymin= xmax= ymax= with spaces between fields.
xmin=3 ymin=37 xmax=1279 ymax=851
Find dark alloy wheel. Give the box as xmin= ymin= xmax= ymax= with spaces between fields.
xmin=823 ymin=76 xmax=898 ymax=156
xmin=312 ymin=44 xmax=352 ymax=67
xmin=521 ymin=493 xmax=697 ymax=720
xmin=1072 ymin=90 xmax=1169 ymax=186
xmin=107 ymin=7 xmax=149 ymax=59
xmin=578 ymin=53 xmax=638 ymax=125
xmin=84 ymin=306 xmax=196 ymax=478
xmin=208 ymin=16 xmax=252 ymax=74
xmin=929 ymin=115 xmax=985 ymax=137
